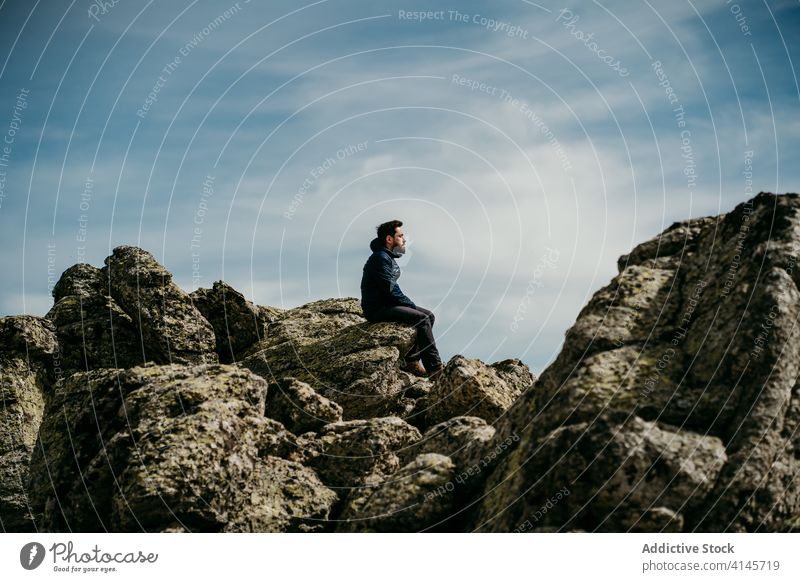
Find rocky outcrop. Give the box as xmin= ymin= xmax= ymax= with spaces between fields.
xmin=6 ymin=191 xmax=800 ymax=533
xmin=45 ymin=247 xmax=218 ymax=373
xmin=4 ymin=244 xmax=535 ymax=532
xmin=28 ymin=363 xmax=336 ymax=532
xmin=470 ymin=192 xmax=800 ymax=532
xmin=45 ymin=263 xmax=142 ymax=373
xmin=103 ymin=246 xmax=217 ymax=365
xmin=240 ymin=305 xmax=427 ymax=422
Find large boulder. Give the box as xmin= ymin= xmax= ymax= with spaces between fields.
xmin=103 ymin=246 xmax=217 ymax=365
xmin=305 ymin=417 xmax=422 ymax=486
xmin=242 ymin=298 xmax=366 ymax=355
xmin=28 ymin=363 xmax=335 ymax=532
xmin=45 ymin=263 xmax=142 ymax=373
xmin=471 ymin=413 xmax=726 ymax=532
xmin=424 ymin=356 xmax=534 ymax=426
xmin=241 ymin=303 xmax=427 ymax=421
xmin=0 ymin=316 xmax=57 ymax=531
xmin=469 ymin=192 xmax=800 ymax=532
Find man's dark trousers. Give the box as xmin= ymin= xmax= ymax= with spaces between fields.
xmin=365 ymin=305 xmax=443 ymax=371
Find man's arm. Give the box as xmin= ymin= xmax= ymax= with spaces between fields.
xmin=370 ymin=255 xmax=416 ymax=308
xmin=391 ymin=281 xmax=416 ymax=309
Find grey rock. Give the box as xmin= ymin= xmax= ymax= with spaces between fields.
xmin=223 ymin=455 xmax=338 ymax=532
xmin=425 ymin=355 xmax=534 ymax=426
xmin=241 ymin=308 xmax=424 ymax=420
xmin=28 ymin=362 xmax=333 ymax=532
xmin=303 ymin=416 xmax=422 ymax=521
xmin=52 ymin=262 xmax=105 ymax=302
xmin=471 ymin=414 xmax=726 ymax=532
xmin=340 ymin=453 xmax=456 ymax=532
xmin=0 ymin=316 xmax=57 ymax=531
xmin=472 ymin=192 xmax=800 ymax=533
xmin=46 ymin=263 xmax=142 ymax=373
xmin=190 ymin=280 xmax=280 ymax=363
xmin=305 ymin=417 xmax=422 ymax=488
xmin=265 ymin=377 xmax=343 ymax=434
xmin=103 ymin=246 xmax=217 ymax=365
xmin=400 ymin=416 xmax=495 ymax=473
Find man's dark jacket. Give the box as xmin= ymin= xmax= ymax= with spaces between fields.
xmin=360 ymin=237 xmax=416 ymax=318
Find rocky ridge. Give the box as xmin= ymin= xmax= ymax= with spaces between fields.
xmin=1 ymin=192 xmax=799 ymax=532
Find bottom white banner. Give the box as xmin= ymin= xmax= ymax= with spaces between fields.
xmin=1 ymin=533 xmax=798 ymax=581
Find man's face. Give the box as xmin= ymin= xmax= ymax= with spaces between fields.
xmin=388 ymin=227 xmax=406 ymax=250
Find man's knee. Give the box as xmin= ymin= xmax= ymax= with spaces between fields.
xmin=416 ymin=306 xmax=434 ymax=324
xmin=413 ymin=313 xmax=430 ymax=325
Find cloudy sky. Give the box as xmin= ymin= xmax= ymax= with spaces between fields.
xmin=0 ymin=0 xmax=798 ymax=373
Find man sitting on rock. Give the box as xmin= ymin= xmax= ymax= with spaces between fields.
xmin=360 ymin=219 xmax=445 ymax=381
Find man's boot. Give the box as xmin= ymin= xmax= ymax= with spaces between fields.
xmin=400 ymin=359 xmax=427 ymax=378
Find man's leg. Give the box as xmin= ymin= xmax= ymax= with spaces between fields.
xmin=369 ymin=305 xmax=442 ymax=372
xmin=406 ymin=305 xmax=440 ymax=366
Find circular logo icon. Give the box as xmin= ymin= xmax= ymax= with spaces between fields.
xmin=20 ymin=542 xmax=46 ymax=570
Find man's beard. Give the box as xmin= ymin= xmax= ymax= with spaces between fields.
xmin=392 ymin=244 xmax=406 ymax=255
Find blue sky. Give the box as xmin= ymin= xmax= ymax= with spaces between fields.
xmin=0 ymin=0 xmax=798 ymax=373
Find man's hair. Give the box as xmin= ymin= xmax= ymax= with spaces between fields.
xmin=376 ymin=220 xmax=403 ymax=242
